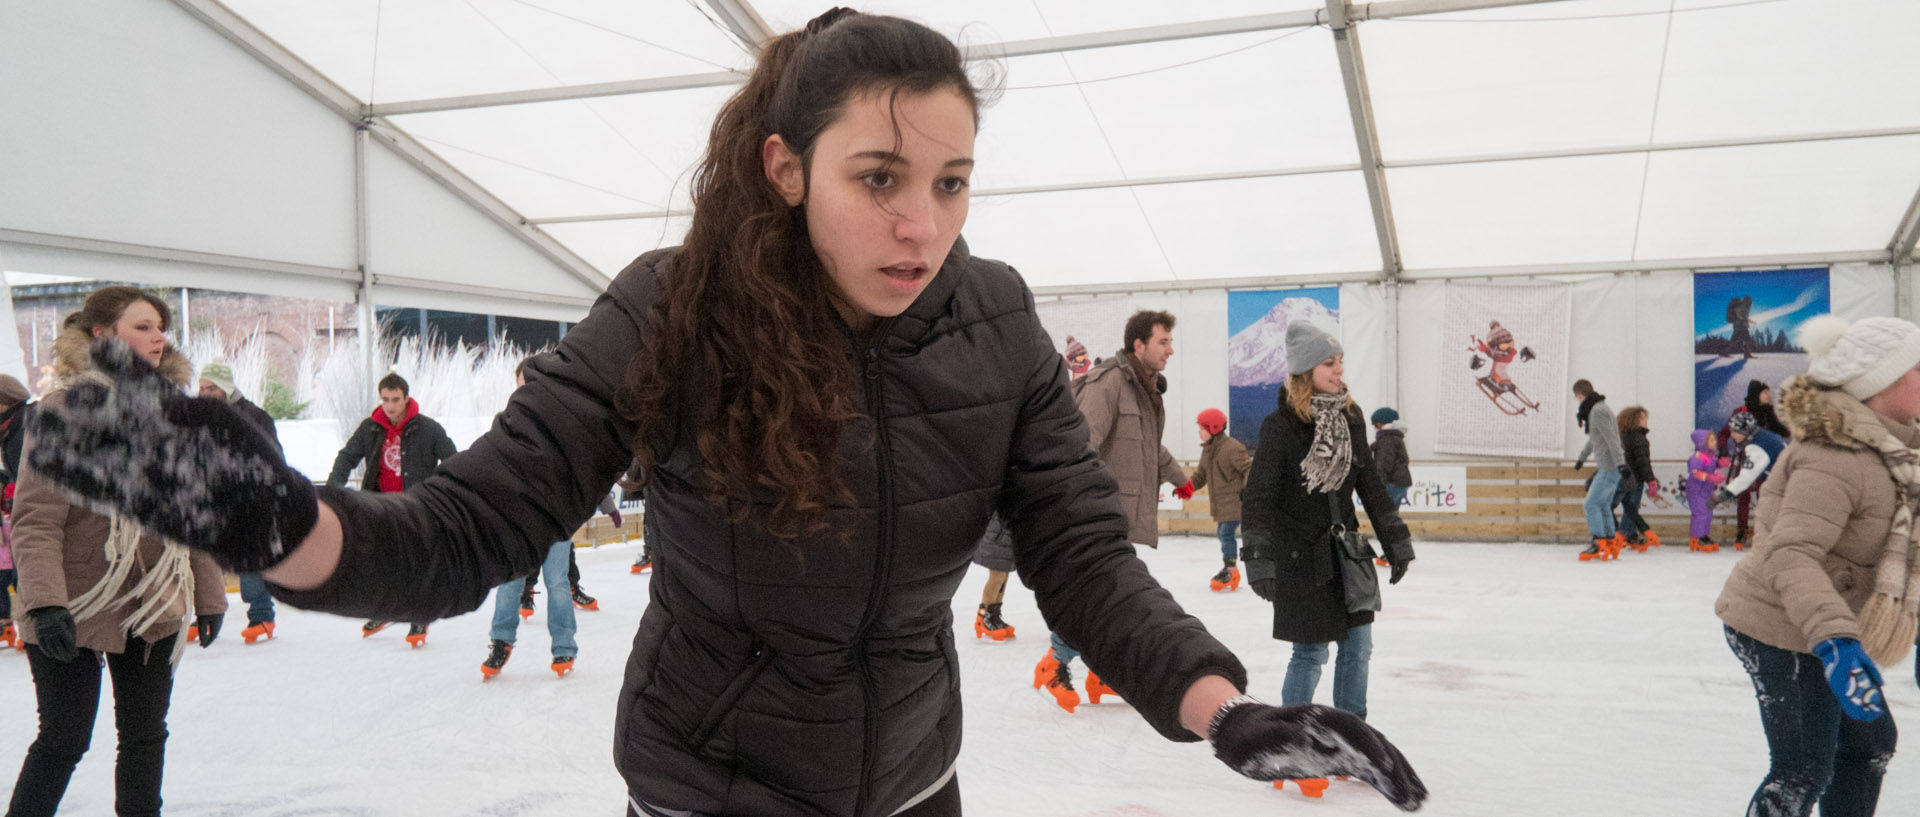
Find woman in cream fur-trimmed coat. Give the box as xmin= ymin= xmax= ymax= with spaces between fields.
xmin=1715 ymin=314 xmax=1920 ymax=817
xmin=9 ymin=287 xmax=228 ymax=817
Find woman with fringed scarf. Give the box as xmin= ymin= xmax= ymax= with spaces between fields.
xmin=1716 ymin=314 xmax=1920 ymax=817
xmin=1242 ymin=321 xmax=1415 ymax=797
xmin=8 ymin=286 xmax=228 ymax=817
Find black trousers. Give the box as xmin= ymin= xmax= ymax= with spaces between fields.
xmin=7 ymin=635 xmax=178 ymax=817
xmin=1726 ymin=626 xmax=1898 ymax=817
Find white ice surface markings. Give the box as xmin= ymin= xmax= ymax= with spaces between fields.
xmin=0 ymin=539 xmax=1913 ymax=815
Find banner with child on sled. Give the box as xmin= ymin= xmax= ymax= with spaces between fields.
xmin=1435 ymin=283 xmax=1571 ymax=459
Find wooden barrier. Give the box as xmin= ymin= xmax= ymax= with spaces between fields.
xmin=1161 ymin=459 xmax=1746 ymax=544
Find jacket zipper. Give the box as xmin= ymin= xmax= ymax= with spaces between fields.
xmin=853 ymin=338 xmax=897 ymax=817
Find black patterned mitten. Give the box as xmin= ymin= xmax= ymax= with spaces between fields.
xmin=1211 ymin=701 xmax=1427 ymax=811
xmin=28 ymin=340 xmax=317 ymax=571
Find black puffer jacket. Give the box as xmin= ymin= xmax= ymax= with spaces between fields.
xmin=273 ymin=241 xmax=1245 ymax=817
xmin=1621 ymin=427 xmax=1656 ymax=484
xmin=1241 ymin=400 xmax=1411 ymax=644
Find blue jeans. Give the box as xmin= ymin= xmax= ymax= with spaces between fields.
xmin=237 ymin=572 xmax=274 ymax=623
xmin=489 ymin=542 xmax=577 ymax=659
xmin=1583 ymin=468 xmax=1621 ymax=538
xmin=1614 ymin=476 xmax=1650 ymax=538
xmin=1049 ymin=631 xmax=1078 ymax=666
xmin=1281 ymin=624 xmax=1373 ymax=717
xmin=1217 ymin=521 xmax=1240 ymax=563
xmin=1385 ymin=484 xmax=1408 ymax=508
xmin=1725 ymin=626 xmax=1896 ymax=816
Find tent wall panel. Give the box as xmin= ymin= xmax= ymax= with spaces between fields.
xmin=0 ymin=241 xmax=359 ymax=305
xmin=364 ymin=140 xmax=602 ymax=306
xmin=0 ymin=0 xmax=355 ymax=270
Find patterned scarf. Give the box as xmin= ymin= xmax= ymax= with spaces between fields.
xmin=1301 ymin=390 xmax=1353 ymax=495
xmin=1847 ymin=408 xmax=1920 ymax=667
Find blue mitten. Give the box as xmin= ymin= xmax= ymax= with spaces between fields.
xmin=1812 ymin=637 xmax=1885 ymax=722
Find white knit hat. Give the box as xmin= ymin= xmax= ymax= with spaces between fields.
xmin=1800 ymin=315 xmax=1920 ymax=400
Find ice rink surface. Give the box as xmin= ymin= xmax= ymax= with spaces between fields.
xmin=1 ymin=536 xmax=1914 ymax=816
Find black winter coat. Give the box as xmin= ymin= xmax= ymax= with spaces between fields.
xmin=1242 ymin=401 xmax=1411 ymax=644
xmin=1621 ymin=427 xmax=1655 ymax=484
xmin=272 ymin=241 xmax=1245 ymax=817
xmin=1370 ymin=427 xmax=1411 ymax=488
xmin=324 ymin=413 xmax=457 ymax=491
xmin=231 ymin=395 xmax=281 ymax=454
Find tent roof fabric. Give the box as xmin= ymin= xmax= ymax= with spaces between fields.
xmin=7 ymin=0 xmax=1920 ymax=312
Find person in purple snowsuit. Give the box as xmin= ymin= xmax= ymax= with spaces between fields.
xmin=1686 ymin=429 xmax=1728 ymax=551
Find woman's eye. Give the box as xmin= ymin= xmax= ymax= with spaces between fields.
xmin=862 ymin=172 xmax=895 ymax=190
xmin=937 ymin=176 xmax=969 ymax=195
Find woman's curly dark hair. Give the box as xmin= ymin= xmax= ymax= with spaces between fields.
xmin=616 ymin=10 xmax=982 ymax=539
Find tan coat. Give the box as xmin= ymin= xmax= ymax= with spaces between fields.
xmin=1191 ymin=433 xmax=1249 ymax=522
xmin=1074 ymin=355 xmax=1187 ymax=546
xmin=14 ymin=326 xmax=227 ymax=654
xmin=1715 ymin=378 xmax=1915 ymax=654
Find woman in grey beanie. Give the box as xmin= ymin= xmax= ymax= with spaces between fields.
xmin=1240 ymin=321 xmax=1417 ymax=795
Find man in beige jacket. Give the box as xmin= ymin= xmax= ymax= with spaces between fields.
xmin=1034 ymin=309 xmax=1189 ymax=713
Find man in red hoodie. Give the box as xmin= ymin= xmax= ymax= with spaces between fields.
xmin=325 ymin=372 xmax=458 ymax=645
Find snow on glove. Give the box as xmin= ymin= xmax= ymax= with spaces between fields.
xmin=1211 ymin=701 xmax=1427 ymax=812
xmin=27 ymin=340 xmax=319 ymax=573
xmin=1813 ymin=637 xmax=1885 ymax=722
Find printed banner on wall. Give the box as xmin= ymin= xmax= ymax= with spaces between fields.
xmin=1693 ymin=268 xmax=1828 ymax=432
xmin=1034 ymin=296 xmax=1132 ymax=379
xmin=1349 ymin=465 xmax=1466 ymax=514
xmin=1435 ymin=283 xmax=1571 ymax=459
xmin=1226 ymin=287 xmax=1340 ymax=454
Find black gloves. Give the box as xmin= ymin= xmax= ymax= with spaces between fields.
xmin=28 ymin=340 xmax=319 ymax=572
xmin=196 ymin=614 xmax=223 ymax=648
xmin=1382 ymin=539 xmax=1415 ymax=585
xmin=30 ymin=606 xmax=77 ymax=662
xmin=1617 ymin=465 xmax=1630 ymax=479
xmin=1243 ymin=529 xmax=1277 ymax=602
xmin=1212 ymin=701 xmax=1427 ymax=811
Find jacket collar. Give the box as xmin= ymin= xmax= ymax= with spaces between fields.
xmin=1782 ymin=374 xmax=1920 ymax=452
xmin=877 ymin=236 xmax=971 ymax=354
xmin=373 ymin=398 xmax=420 ymax=432
xmin=51 ymin=324 xmax=192 ymax=387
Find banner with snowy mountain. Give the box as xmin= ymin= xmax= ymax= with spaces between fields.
xmin=1693 ymin=268 xmax=1827 ymax=432
xmin=1435 ymin=283 xmax=1571 ymax=459
xmin=1226 ymin=287 xmax=1340 ymax=453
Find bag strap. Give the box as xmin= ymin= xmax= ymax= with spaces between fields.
xmin=1326 ymin=489 xmax=1346 ymax=536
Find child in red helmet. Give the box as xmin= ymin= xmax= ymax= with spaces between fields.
xmin=1178 ymin=408 xmax=1251 ymax=591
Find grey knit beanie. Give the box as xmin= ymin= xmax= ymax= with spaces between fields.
xmin=1285 ymin=321 xmax=1342 ymax=376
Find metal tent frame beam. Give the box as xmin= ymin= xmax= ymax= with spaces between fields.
xmin=169 ymin=0 xmax=612 ymax=297
xmin=703 ymin=0 xmax=773 ymax=47
xmin=1892 ymin=182 xmax=1920 ymax=265
xmin=361 ymin=0 xmax=1571 ymax=116
xmin=521 ymin=125 xmax=1920 ymax=226
xmin=1326 ymin=0 xmax=1402 ymax=282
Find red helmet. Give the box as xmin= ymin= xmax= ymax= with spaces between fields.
xmin=1197 ymin=408 xmax=1227 ymax=434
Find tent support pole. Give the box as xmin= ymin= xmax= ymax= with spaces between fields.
xmin=356 ymin=125 xmax=377 ymax=401
xmin=1328 ymin=0 xmax=1402 ymax=284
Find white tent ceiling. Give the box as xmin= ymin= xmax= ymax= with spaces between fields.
xmin=4 ymin=0 xmax=1920 ymax=318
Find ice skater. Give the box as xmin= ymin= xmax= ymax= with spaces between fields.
xmin=21 ymin=11 xmax=1425 ymax=817
xmin=1717 ymin=315 xmax=1920 ymax=817
xmin=1686 ymin=430 xmax=1729 ymax=552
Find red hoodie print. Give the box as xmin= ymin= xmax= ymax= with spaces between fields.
xmin=373 ymin=398 xmax=419 ymax=493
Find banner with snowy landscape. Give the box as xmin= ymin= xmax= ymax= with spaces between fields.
xmin=1693 ymin=268 xmax=1827 ymax=432
xmin=1435 ymin=283 xmax=1571 ymax=459
xmin=1226 ymin=287 xmax=1340 ymax=454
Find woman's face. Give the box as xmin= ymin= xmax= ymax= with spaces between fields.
xmin=766 ymin=87 xmax=975 ymax=331
xmin=1758 ymin=387 xmax=1771 ymax=405
xmin=1311 ymin=355 xmax=1344 ymax=394
xmin=1868 ymin=364 xmax=1920 ymax=424
xmin=91 ymin=300 xmax=167 ymax=366
xmin=1640 ymin=412 xmax=1650 ymax=429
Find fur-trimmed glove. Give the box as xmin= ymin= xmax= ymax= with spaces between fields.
xmin=27 ymin=341 xmax=318 ymax=572
xmin=1210 ymin=699 xmax=1427 ymax=811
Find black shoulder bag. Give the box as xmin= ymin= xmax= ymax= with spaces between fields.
xmin=1328 ymin=490 xmax=1382 ymax=613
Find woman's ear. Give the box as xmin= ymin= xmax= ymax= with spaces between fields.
xmin=90 ymin=325 xmax=108 ymax=340
xmin=763 ymin=134 xmax=806 ymax=207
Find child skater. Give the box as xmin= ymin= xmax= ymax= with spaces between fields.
xmin=1686 ymin=429 xmax=1728 ymax=552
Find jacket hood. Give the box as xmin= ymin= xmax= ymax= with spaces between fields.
xmin=52 ymin=323 xmax=192 ymax=387
xmin=373 ymin=398 xmax=421 ymax=431
xmin=1375 ymin=425 xmax=1404 ymax=436
xmin=1691 ymin=429 xmax=1713 ymax=452
xmin=1780 ymin=374 xmax=1920 ymax=452
xmin=1745 ymin=379 xmax=1771 ymax=411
